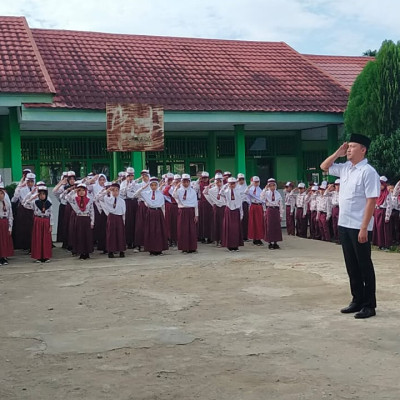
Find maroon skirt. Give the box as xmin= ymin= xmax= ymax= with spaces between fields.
xmin=373 ymin=208 xmax=391 ymax=248
xmin=74 ymin=215 xmax=94 ymax=254
xmin=248 ymin=203 xmax=264 ymax=240
xmin=14 ymin=205 xmax=34 ymax=250
xmin=144 ymin=208 xmax=168 ymax=253
xmin=62 ymin=203 xmax=72 ymax=248
xmin=94 ymin=204 xmax=107 ymax=251
xmin=198 ymin=200 xmax=213 ymax=239
xmin=56 ymin=203 xmax=65 ymax=243
xmin=264 ymin=207 xmax=282 ymax=243
xmin=134 ymin=201 xmax=148 ymax=247
xmin=31 ymin=216 xmax=52 ymax=260
xmin=241 ymin=201 xmax=249 ymax=240
xmin=0 ymin=218 xmax=14 ymax=257
xmin=177 ymin=208 xmax=197 ymax=251
xmin=222 ymin=207 xmax=244 ymax=248
xmin=68 ymin=210 xmax=77 ymax=250
xmin=107 ymin=214 xmax=126 ymax=252
xmin=212 ymin=205 xmax=225 ymax=242
xmin=125 ymin=198 xmax=138 ymax=246
xmin=286 ymin=205 xmax=295 ymax=236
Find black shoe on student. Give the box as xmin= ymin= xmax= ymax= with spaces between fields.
xmin=120 ymin=252 xmax=125 ymax=258
xmin=79 ymin=254 xmax=84 ymax=260
xmin=3 ymin=258 xmax=8 ymax=265
xmin=340 ymin=302 xmax=362 ymax=314
xmin=108 ymin=252 xmax=114 ymax=258
xmin=273 ymin=243 xmax=280 ymax=249
xmin=0 ymin=258 xmax=4 ymax=265
xmin=268 ymin=243 xmax=273 ymax=249
xmin=354 ymin=307 xmax=376 ymax=319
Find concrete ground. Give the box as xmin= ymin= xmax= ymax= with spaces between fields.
xmin=0 ymin=235 xmax=399 ymax=400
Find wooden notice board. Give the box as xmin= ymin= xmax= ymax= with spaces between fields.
xmin=106 ymin=103 xmax=164 ymax=151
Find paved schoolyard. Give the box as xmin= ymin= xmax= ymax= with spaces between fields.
xmin=0 ymin=235 xmax=399 ymax=400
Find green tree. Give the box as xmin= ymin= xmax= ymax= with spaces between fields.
xmin=362 ymin=49 xmax=377 ymax=57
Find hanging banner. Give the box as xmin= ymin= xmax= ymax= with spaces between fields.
xmin=106 ymin=103 xmax=164 ymax=151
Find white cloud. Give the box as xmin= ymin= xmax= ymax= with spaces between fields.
xmin=0 ymin=0 xmax=399 ymax=55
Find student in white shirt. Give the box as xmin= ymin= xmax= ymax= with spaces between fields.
xmin=321 ymin=133 xmax=380 ymax=319
xmin=0 ymin=184 xmax=13 ymax=265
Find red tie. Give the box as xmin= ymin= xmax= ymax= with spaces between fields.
xmin=183 ymin=190 xmax=187 ymax=200
xmin=272 ymin=191 xmax=275 ymax=202
xmin=152 ymin=190 xmax=155 ymax=200
xmin=113 ymin=197 xmax=117 ymax=209
xmin=253 ymin=187 xmax=256 ymax=195
xmin=217 ymin=192 xmax=220 ymax=200
xmin=231 ymin=189 xmax=235 ymax=200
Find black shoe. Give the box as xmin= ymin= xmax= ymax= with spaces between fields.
xmin=120 ymin=252 xmax=125 ymax=258
xmin=268 ymin=243 xmax=273 ymax=249
xmin=340 ymin=302 xmax=362 ymax=314
xmin=79 ymin=254 xmax=84 ymax=260
xmin=354 ymin=307 xmax=376 ymax=319
xmin=273 ymin=243 xmax=280 ymax=249
xmin=108 ymin=252 xmax=114 ymax=258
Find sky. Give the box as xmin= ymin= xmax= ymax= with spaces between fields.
xmin=1 ymin=0 xmax=399 ymax=55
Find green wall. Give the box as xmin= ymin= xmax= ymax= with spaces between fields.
xmin=276 ymin=156 xmax=298 ymax=183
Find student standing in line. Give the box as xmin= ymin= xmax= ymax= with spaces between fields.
xmin=283 ymin=182 xmax=296 ymax=236
xmin=245 ymin=176 xmax=265 ymax=246
xmin=261 ymin=178 xmax=283 ymax=249
xmin=134 ymin=170 xmax=150 ymax=252
xmin=0 ymin=184 xmax=13 ymax=265
xmin=173 ymin=174 xmax=198 ymax=254
xmin=237 ymin=173 xmax=250 ymax=241
xmin=23 ymin=185 xmax=53 ymax=263
xmin=203 ymin=173 xmax=226 ymax=247
xmin=98 ymin=183 xmax=126 ymax=258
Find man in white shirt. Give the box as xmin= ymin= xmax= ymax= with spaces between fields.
xmin=320 ymin=133 xmax=380 ymax=319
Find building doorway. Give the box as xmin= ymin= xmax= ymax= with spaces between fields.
xmin=256 ymin=158 xmax=274 ymax=187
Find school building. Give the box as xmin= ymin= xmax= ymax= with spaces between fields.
xmin=0 ymin=16 xmax=373 ymax=185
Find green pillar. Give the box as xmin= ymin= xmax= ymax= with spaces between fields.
xmin=234 ymin=124 xmax=246 ymax=176
xmin=8 ymin=107 xmax=22 ymax=181
xmin=112 ymin=152 xmax=119 ymax=179
xmin=327 ymin=124 xmax=338 ymax=155
xmin=131 ymin=151 xmax=144 ymax=174
xmin=208 ymin=131 xmax=216 ymax=174
xmin=296 ymin=131 xmax=303 ymax=182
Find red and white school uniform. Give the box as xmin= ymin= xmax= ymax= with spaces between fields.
xmin=23 ymin=194 xmax=53 ymax=261
xmin=203 ymin=184 xmax=226 ymax=245
xmin=134 ymin=179 xmax=150 ymax=249
xmin=295 ymin=191 xmax=308 ymax=238
xmin=330 ymin=189 xmax=340 ymax=242
xmin=284 ymin=188 xmax=296 ymax=236
xmin=120 ymin=178 xmax=139 ymax=248
xmin=261 ymin=189 xmax=283 ymax=243
xmin=135 ymin=184 xmax=168 ymax=255
xmin=245 ymin=185 xmax=265 ymax=241
xmin=193 ymin=178 xmax=213 ymax=242
xmin=173 ymin=185 xmax=198 ymax=252
xmin=391 ymin=182 xmax=400 ymax=244
xmin=68 ymin=192 xmax=95 ymax=257
xmin=220 ymin=185 xmax=244 ymax=250
xmin=90 ymin=175 xmax=108 ymax=251
xmin=163 ymin=184 xmax=179 ymax=246
xmin=0 ymin=196 xmax=14 ymax=258
xmin=237 ymin=180 xmax=250 ymax=240
xmin=305 ymin=189 xmax=320 ymax=240
xmin=372 ymin=183 xmax=392 ymax=249
xmin=316 ymin=192 xmax=332 ymax=242
xmin=99 ymin=193 xmax=126 ymax=253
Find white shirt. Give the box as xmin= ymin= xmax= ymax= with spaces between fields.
xmin=203 ymin=185 xmax=226 ymax=208
xmin=329 ymin=159 xmax=380 ymax=231
xmin=68 ymin=196 xmax=95 ymax=225
xmin=173 ymin=186 xmax=199 ymax=217
xmin=245 ymin=185 xmax=264 ymax=204
xmin=0 ymin=200 xmax=13 ymax=230
xmin=220 ymin=186 xmax=244 ymax=218
xmin=261 ymin=189 xmax=284 ymax=219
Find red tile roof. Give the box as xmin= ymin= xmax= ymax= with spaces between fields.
xmin=28 ymin=29 xmax=349 ymax=112
xmin=0 ymin=17 xmax=55 ymax=94
xmin=304 ymin=54 xmax=374 ymax=91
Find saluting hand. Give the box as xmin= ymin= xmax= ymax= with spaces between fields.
xmin=336 ymin=142 xmax=348 ymax=157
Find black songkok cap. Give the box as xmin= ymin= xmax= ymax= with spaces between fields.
xmin=349 ymin=133 xmax=371 ymax=150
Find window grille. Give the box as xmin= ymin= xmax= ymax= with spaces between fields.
xmin=303 ymin=150 xmax=327 ymax=170
xmin=217 ymin=137 xmax=235 ymax=158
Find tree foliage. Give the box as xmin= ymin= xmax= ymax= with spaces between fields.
xmin=362 ymin=49 xmax=377 ymax=57
xmin=345 ymin=40 xmax=400 ymax=181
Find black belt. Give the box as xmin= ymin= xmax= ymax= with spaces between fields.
xmin=35 ymin=215 xmax=50 ymax=219
xmin=251 ymin=203 xmax=262 ymax=206
xmin=320 ymin=211 xmax=327 ymax=214
xmin=150 ymin=207 xmax=162 ymax=210
xmin=297 ymin=207 xmax=303 ymax=210
xmin=268 ymin=206 xmax=279 ymax=209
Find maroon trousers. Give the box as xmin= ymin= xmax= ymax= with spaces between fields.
xmin=31 ymin=216 xmax=52 ymax=260
xmin=177 ymin=208 xmax=197 ymax=251
xmin=390 ymin=209 xmax=399 ymax=244
xmin=124 ymin=198 xmax=138 ymax=247
xmin=241 ymin=201 xmax=249 ymax=240
xmin=373 ymin=208 xmax=391 ymax=248
xmin=144 ymin=208 xmax=168 ymax=253
xmin=74 ymin=216 xmax=94 ymax=255
xmin=295 ymin=208 xmax=307 ymax=238
xmin=68 ymin=210 xmax=77 ymax=251
xmin=285 ymin=205 xmax=295 ymax=235
xmin=106 ymin=214 xmax=126 ymax=253
xmin=264 ymin=207 xmax=282 ymax=243
xmin=331 ymin=206 xmax=340 ymax=242
xmin=248 ymin=203 xmax=264 ymax=240
xmin=222 ymin=207 xmax=243 ymax=249
xmin=14 ymin=205 xmax=34 ymax=249
xmin=0 ymin=219 xmax=13 ymax=257
xmin=134 ymin=201 xmax=148 ymax=247
xmin=212 ymin=205 xmax=225 ymax=243
xmin=198 ymin=200 xmax=213 ymax=240
xmin=62 ymin=203 xmax=72 ymax=249
xmin=165 ymin=201 xmax=178 ymax=242
xmin=318 ymin=212 xmax=331 ymax=242
xmin=310 ymin=210 xmax=320 ymax=240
